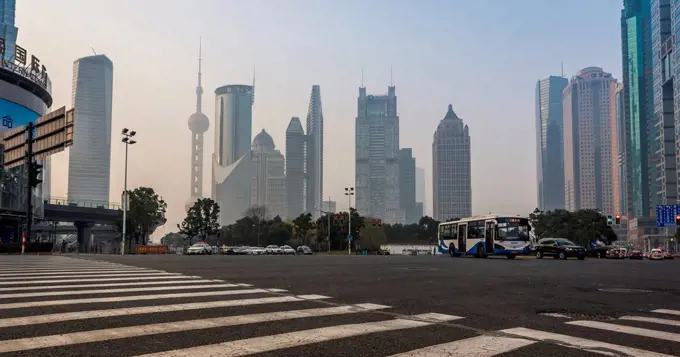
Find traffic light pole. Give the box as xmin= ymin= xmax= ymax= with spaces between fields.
xmin=24 ymin=122 xmax=34 ymax=254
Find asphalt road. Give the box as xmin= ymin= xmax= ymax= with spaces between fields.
xmin=0 ymin=253 xmax=679 ymax=357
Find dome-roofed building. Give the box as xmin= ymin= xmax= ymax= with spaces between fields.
xmin=252 ymin=129 xmax=276 ymax=153
xmin=251 ymin=129 xmax=286 ymax=218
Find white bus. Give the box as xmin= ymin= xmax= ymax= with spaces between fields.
xmin=437 ymin=215 xmax=532 ymax=259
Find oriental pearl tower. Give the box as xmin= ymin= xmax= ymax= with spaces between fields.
xmin=185 ymin=40 xmax=209 ymax=212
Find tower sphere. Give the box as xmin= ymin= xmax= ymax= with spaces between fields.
xmin=188 ymin=112 xmax=209 ymax=133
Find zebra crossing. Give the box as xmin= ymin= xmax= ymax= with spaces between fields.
xmin=0 ymin=256 xmax=678 ymax=356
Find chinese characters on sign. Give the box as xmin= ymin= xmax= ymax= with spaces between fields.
xmin=1 ymin=115 xmax=13 ymax=129
xmin=0 ymin=37 xmax=49 ymax=90
xmin=655 ymin=204 xmax=680 ymax=227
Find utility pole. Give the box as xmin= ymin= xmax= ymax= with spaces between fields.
xmin=24 ymin=122 xmax=34 ymax=253
xmin=345 ymin=187 xmax=354 ymax=255
xmin=121 ymin=128 xmax=137 ymax=255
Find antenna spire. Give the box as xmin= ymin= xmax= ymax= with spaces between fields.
xmin=561 ymin=61 xmax=564 ymax=77
xmin=195 ymin=37 xmax=203 ymax=113
xmin=361 ymin=68 xmax=364 ymax=88
xmin=390 ymin=65 xmax=393 ymax=86
xmin=252 ymin=65 xmax=256 ymax=106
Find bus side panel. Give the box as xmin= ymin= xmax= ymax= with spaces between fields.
xmin=438 ymin=239 xmax=458 ymax=254
xmin=465 ymin=239 xmax=483 ymax=254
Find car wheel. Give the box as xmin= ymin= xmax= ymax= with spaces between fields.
xmin=536 ymin=250 xmax=543 ymax=259
xmin=558 ymin=251 xmax=567 ymax=260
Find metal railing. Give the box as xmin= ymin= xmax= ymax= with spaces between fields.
xmin=44 ymin=196 xmax=122 ymax=210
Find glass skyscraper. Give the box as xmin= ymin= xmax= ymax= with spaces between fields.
xmin=535 ymin=76 xmax=568 ymax=212
xmin=0 ymin=0 xmax=17 ymax=62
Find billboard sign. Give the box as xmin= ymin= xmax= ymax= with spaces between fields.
xmin=0 ymin=98 xmax=40 ymax=134
xmin=655 ymin=204 xmax=680 ymax=227
xmin=0 ymin=38 xmax=50 ymax=92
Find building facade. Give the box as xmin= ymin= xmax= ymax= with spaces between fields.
xmin=251 ymin=129 xmax=286 ymax=219
xmin=186 ymin=43 xmax=209 ymax=211
xmin=563 ymin=67 xmax=618 ymax=214
xmin=322 ymin=200 xmax=336 ymax=213
xmin=622 ymin=0 xmax=654 ymax=218
xmin=415 ymin=166 xmax=425 ymax=214
xmin=212 ymin=84 xmax=254 ymax=225
xmin=68 ymin=55 xmax=113 ymax=206
xmin=432 ymin=104 xmax=472 ymax=221
xmin=0 ymin=0 xmax=17 ymax=62
xmin=535 ymin=76 xmax=568 ymax=212
xmin=355 ymin=85 xmax=401 ymax=223
xmin=615 ymin=83 xmax=628 ymax=216
xmin=285 ymin=117 xmax=306 ymax=219
xmin=305 ymin=85 xmax=323 ymax=218
xmin=399 ymin=148 xmax=417 ymax=223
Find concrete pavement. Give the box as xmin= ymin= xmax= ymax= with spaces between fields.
xmin=0 ymin=254 xmax=678 ymax=356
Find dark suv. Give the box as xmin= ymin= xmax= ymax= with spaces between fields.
xmin=534 ymin=238 xmax=586 ymax=260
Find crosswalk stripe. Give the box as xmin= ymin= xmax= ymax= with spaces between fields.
xmin=0 ymin=269 xmax=162 ymax=277
xmin=651 ymin=309 xmax=680 ymax=316
xmin=620 ymin=316 xmax=680 ymax=327
xmin=0 ymin=267 xmax=149 ymax=273
xmin=0 ymin=283 xmax=251 ymax=299
xmin=0 ymin=288 xmax=269 ymax=310
xmin=0 ymin=279 xmax=217 ymax=292
xmin=0 ymin=275 xmax=193 ymax=286
xmin=0 ymin=303 xmax=391 ymax=353
xmin=566 ymin=320 xmax=680 ymax=343
xmin=0 ymin=272 xmax=177 ymax=281
xmin=386 ymin=335 xmax=535 ymax=357
xmin=0 ymin=295 xmax=332 ymax=328
xmin=502 ymin=327 xmax=674 ymax=357
xmin=132 ymin=314 xmax=451 ymax=357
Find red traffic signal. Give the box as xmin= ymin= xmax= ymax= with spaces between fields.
xmin=377 ymin=219 xmax=382 ymax=227
xmin=675 ymin=215 xmax=680 ymax=225
xmin=372 ymin=219 xmax=376 ymax=227
xmin=615 ymin=215 xmax=621 ymax=225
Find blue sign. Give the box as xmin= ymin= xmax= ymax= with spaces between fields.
xmin=0 ymin=98 xmax=40 ymax=134
xmin=347 ymin=234 xmax=353 ymax=241
xmin=656 ymin=204 xmax=680 ymax=227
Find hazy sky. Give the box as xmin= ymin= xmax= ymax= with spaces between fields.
xmin=17 ymin=0 xmax=623 ymax=236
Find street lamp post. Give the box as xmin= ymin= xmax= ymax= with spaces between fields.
xmin=120 ymin=128 xmax=137 ymax=255
xmin=345 ymin=187 xmax=354 ymax=255
xmin=319 ymin=195 xmax=332 ymax=253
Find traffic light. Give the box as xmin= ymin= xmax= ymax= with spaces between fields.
xmin=28 ymin=161 xmax=43 ymax=188
xmin=372 ymin=219 xmax=376 ymax=227
xmin=606 ymin=215 xmax=613 ymax=226
xmin=675 ymin=215 xmax=680 ymax=226
xmin=377 ymin=219 xmax=382 ymax=227
xmin=615 ymin=215 xmax=621 ymax=225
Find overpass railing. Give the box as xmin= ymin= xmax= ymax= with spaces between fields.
xmin=45 ymin=197 xmax=122 ymax=210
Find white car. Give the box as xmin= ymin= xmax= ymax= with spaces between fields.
xmin=648 ymin=249 xmax=665 ymax=260
xmin=280 ymin=245 xmax=296 ymax=255
xmin=265 ymin=245 xmax=282 ymax=255
xmin=249 ymin=247 xmax=266 ymax=255
xmin=186 ymin=243 xmax=212 ymax=255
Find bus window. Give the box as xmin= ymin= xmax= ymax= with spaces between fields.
xmin=468 ymin=220 xmax=484 ymax=239
xmin=451 ymin=224 xmax=458 ymax=239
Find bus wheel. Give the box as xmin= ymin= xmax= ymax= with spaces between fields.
xmin=449 ymin=244 xmax=456 ymax=257
xmin=506 ymin=254 xmax=516 ymax=259
xmin=476 ymin=245 xmax=486 ymax=258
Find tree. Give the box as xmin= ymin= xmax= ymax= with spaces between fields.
xmin=244 ymin=205 xmax=267 ymax=221
xmin=292 ymin=213 xmax=314 ymax=240
xmin=178 ymin=198 xmax=221 ymax=244
xmin=530 ymin=208 xmax=618 ymax=246
xmin=160 ymin=232 xmax=185 ymax=247
xmin=118 ymin=187 xmax=167 ymax=252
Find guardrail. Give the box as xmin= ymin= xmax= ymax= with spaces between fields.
xmin=45 ymin=197 xmax=122 ymax=210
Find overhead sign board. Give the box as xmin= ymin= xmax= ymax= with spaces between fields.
xmin=1 ymin=124 xmax=28 ymax=169
xmin=655 ymin=204 xmax=680 ymax=227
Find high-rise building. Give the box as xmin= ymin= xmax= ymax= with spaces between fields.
xmin=650 ymin=0 xmax=678 ymax=208
xmin=285 ymin=117 xmax=306 ymax=219
xmin=622 ymin=0 xmax=654 ymax=217
xmin=68 ymin=55 xmax=113 ymax=205
xmin=415 ymin=166 xmax=425 ymax=212
xmin=185 ymin=42 xmax=209 ymax=211
xmin=563 ymin=67 xmax=618 ymax=214
xmin=0 ymin=0 xmax=17 ymax=62
xmin=355 ymin=85 xmax=401 ymax=223
xmin=399 ymin=148 xmax=417 ymax=223
xmin=251 ymin=129 xmax=286 ymax=219
xmin=212 ymin=84 xmax=254 ymax=226
xmin=535 ymin=76 xmax=568 ymax=212
xmin=615 ymin=83 xmax=628 ymax=216
xmin=305 ymin=85 xmax=323 ymax=218
xmin=432 ymin=104 xmax=471 ymax=221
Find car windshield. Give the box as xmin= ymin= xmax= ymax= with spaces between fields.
xmin=497 ymin=224 xmax=530 ymax=241
xmin=554 ymin=239 xmax=577 ymax=246
xmin=190 ymin=244 xmax=204 ymax=248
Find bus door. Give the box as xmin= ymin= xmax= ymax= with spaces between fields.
xmin=458 ymin=224 xmax=467 ymax=254
xmin=485 ymin=222 xmax=495 ymax=254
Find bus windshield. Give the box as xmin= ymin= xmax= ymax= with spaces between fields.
xmin=497 ymin=223 xmax=530 ymax=241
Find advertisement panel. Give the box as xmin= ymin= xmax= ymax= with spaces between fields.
xmin=0 ymin=97 xmax=40 ymax=133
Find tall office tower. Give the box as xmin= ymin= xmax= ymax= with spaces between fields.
xmin=615 ymin=84 xmax=628 ymax=216
xmin=68 ymin=55 xmax=113 ymax=205
xmin=251 ymin=129 xmax=286 ymax=219
xmin=650 ymin=0 xmax=678 ymax=207
xmin=622 ymin=0 xmax=654 ymax=217
xmin=355 ymin=85 xmax=400 ymax=223
xmin=415 ymin=166 xmax=425 ymax=216
xmin=305 ymin=85 xmax=323 ymax=218
xmin=535 ymin=76 xmax=569 ymax=212
xmin=0 ymin=0 xmax=17 ymax=62
xmin=399 ymin=148 xmax=417 ymax=223
xmin=285 ymin=117 xmax=306 ymax=219
xmin=432 ymin=104 xmax=471 ymax=221
xmin=185 ymin=42 xmax=209 ymax=211
xmin=563 ymin=67 xmax=618 ymax=214
xmin=212 ymin=84 xmax=254 ymax=226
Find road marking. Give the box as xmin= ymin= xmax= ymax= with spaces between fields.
xmin=0 ymin=279 xmax=218 ymax=292
xmin=0 ymin=272 xmax=178 ymax=281
xmin=0 ymin=267 xmax=150 ymax=273
xmin=386 ymin=335 xmax=535 ymax=356
xmin=0 ymin=304 xmax=391 ymax=353
xmin=0 ymin=283 xmax=248 ymax=299
xmin=540 ymin=313 xmax=572 ymax=319
xmin=502 ymin=327 xmax=674 ymax=357
xmin=0 ymin=288 xmax=268 ymax=310
xmin=0 ymin=295 xmax=325 ymax=328
xmin=132 ymin=316 xmax=433 ymax=357
xmin=566 ymin=320 xmax=680 ymax=343
xmin=266 ymin=288 xmax=288 ymax=292
xmin=297 ymin=294 xmax=331 ymax=300
xmin=619 ymin=316 xmax=680 ymax=327
xmin=0 ymin=269 xmax=159 ymax=277
xmin=0 ymin=275 xmax=195 ymax=286
xmin=651 ymin=309 xmax=680 ymax=316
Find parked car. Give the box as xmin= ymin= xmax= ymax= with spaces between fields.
xmin=628 ymin=250 xmax=644 ymax=260
xmin=296 ymin=245 xmax=314 ymax=255
xmin=606 ymin=248 xmax=628 ymax=259
xmin=280 ymin=245 xmax=296 ymax=255
xmin=534 ymin=238 xmax=586 ymax=260
xmin=248 ymin=247 xmax=266 ymax=255
xmin=648 ymin=249 xmax=665 ymax=260
xmin=663 ymin=251 xmax=675 ymax=260
xmin=186 ymin=243 xmax=212 ymax=255
xmin=265 ymin=245 xmax=282 ymax=255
